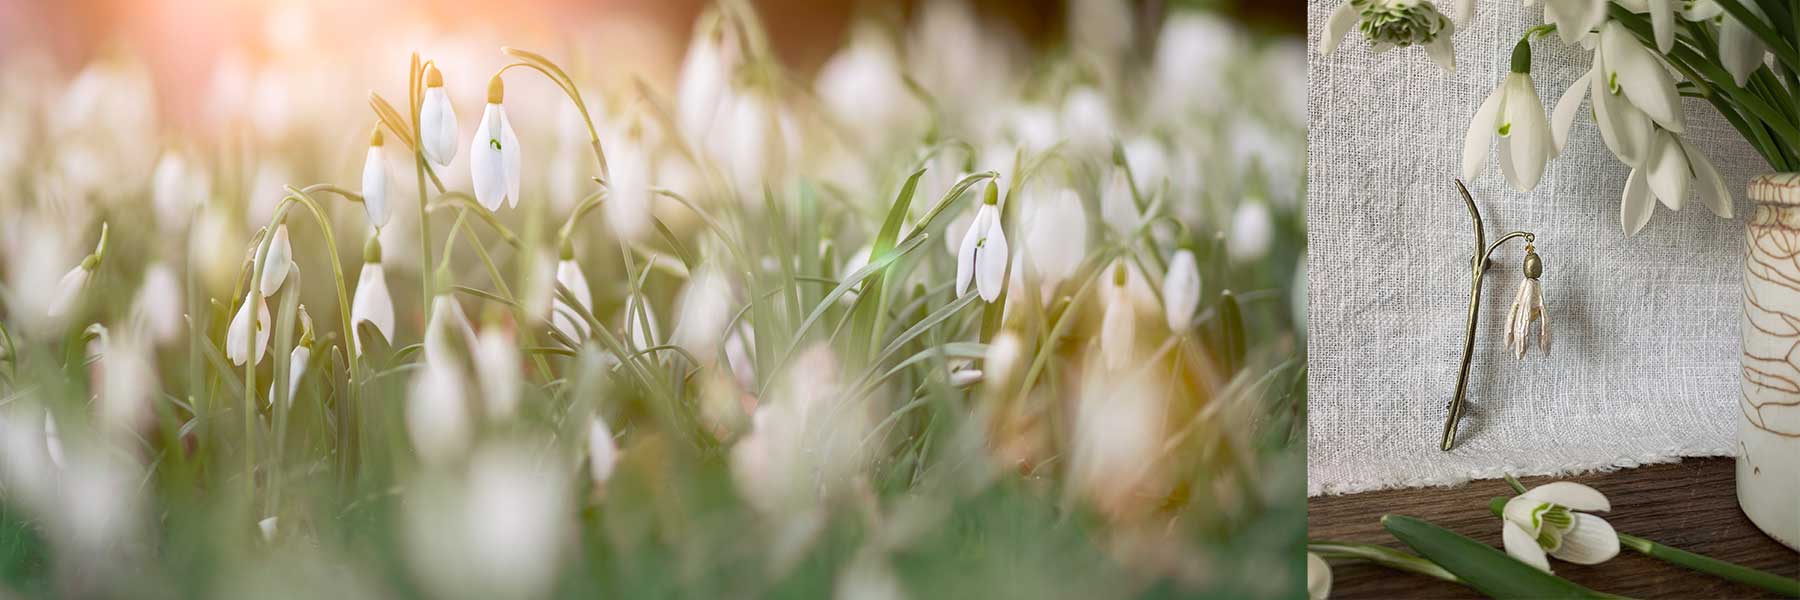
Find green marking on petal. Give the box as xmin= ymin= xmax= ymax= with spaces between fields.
xmin=490 ymin=139 xmax=502 ymax=151
xmin=1498 ymin=122 xmax=1512 ymax=137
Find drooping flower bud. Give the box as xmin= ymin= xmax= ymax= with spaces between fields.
xmin=362 ymin=126 xmax=390 ymax=228
xmin=257 ymin=224 xmax=294 ymax=296
xmin=226 ymin=292 xmax=271 ymax=365
xmin=419 ymin=65 xmax=459 ymax=168
xmin=1161 ymin=249 xmax=1202 ymax=331
xmin=956 ymin=181 xmax=1009 ymax=302
xmin=350 ymin=235 xmax=394 ymax=355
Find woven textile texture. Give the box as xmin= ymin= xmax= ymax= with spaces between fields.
xmin=1306 ymin=0 xmax=1766 ymax=495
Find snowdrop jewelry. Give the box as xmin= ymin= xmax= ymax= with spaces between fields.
xmin=1442 ymin=180 xmax=1542 ymax=451
xmin=1505 ymin=244 xmax=1549 ymax=360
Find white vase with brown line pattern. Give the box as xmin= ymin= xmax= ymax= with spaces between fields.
xmin=1739 ymin=172 xmax=1800 ymax=551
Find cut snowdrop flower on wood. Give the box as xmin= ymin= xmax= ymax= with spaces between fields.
xmin=1500 ymin=481 xmax=1619 ymax=572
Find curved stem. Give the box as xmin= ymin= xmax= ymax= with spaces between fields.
xmin=496 ymin=55 xmax=609 ymax=182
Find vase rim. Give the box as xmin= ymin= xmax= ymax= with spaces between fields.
xmin=1749 ymin=172 xmax=1800 ymax=206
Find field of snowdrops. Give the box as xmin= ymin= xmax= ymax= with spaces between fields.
xmin=0 ymin=1 xmax=1305 ymax=597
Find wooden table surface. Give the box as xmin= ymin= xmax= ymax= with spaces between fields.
xmin=1309 ymin=458 xmax=1800 ymax=599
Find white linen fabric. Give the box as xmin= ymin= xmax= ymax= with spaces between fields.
xmin=1306 ymin=0 xmax=1763 ymax=495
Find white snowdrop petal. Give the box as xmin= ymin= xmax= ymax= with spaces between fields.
xmin=1549 ymin=513 xmax=1620 ymax=565
xmin=1521 ymin=481 xmax=1612 ymax=512
xmin=1503 ymin=519 xmax=1554 ymax=573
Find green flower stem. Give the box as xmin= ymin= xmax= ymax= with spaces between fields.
xmin=498 ymin=47 xmax=609 ymax=182
xmin=1485 ymin=495 xmax=1800 ymax=596
xmin=450 ymin=214 xmax=554 ymax=382
xmin=1308 ymin=540 xmax=1462 ymax=583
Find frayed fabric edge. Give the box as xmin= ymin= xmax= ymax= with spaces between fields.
xmin=1306 ymin=444 xmax=1737 ymax=497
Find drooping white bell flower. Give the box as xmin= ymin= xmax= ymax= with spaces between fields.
xmin=1101 ymin=166 xmax=1141 ymax=235
xmin=1614 ymin=0 xmax=1678 ymax=52
xmin=1598 ymin=22 xmax=1685 ymax=134
xmin=419 ymin=65 xmax=459 ymax=168
xmin=624 ymin=294 xmax=661 ymax=351
xmin=1539 ymin=0 xmax=1608 ymax=44
xmin=955 ymin=181 xmax=1010 ymax=302
xmin=676 ymin=12 xmax=735 ymax=142
xmin=97 ymin=331 xmax=157 ymax=435
xmin=815 ymin=25 xmax=915 ymax=148
xmin=1568 ymin=46 xmax=1654 ymax=167
xmin=258 ymin=223 xmax=294 ymax=296
xmin=1022 ymin=188 xmax=1087 ymax=293
xmin=226 ymin=292 xmax=271 ymax=366
xmin=1319 ymin=0 xmax=1463 ymax=73
xmin=603 ymin=124 xmax=654 ymax=241
xmin=1100 ymin=262 xmax=1137 ymax=372
xmin=1228 ymin=199 xmax=1274 ymax=262
xmin=1505 ymin=249 xmax=1550 ymax=358
xmin=470 ymin=75 xmax=522 ymax=211
xmin=132 ymin=262 xmax=183 ymax=343
xmin=151 ymin=151 xmax=208 ymax=231
xmin=474 ymin=328 xmax=520 ymax=420
xmin=1500 ymin=481 xmax=1620 ymax=572
xmin=350 ymin=236 xmax=394 ymax=355
xmin=1060 ymin=86 xmax=1114 ymax=156
xmin=1618 ymin=130 xmax=1733 ymax=236
xmin=287 ymin=345 xmax=310 ymax=406
xmin=362 ymin=126 xmax=390 ymax=229
xmin=1462 ymin=46 xmax=1553 ymax=191
xmin=1718 ymin=2 xmax=1771 ymax=86
xmin=48 ymin=256 xmax=96 ymax=320
xmin=551 ymin=246 xmax=593 ymax=342
xmin=258 ymin=516 xmax=279 ymax=542
xmin=672 ymin=265 xmax=733 ymax=357
xmin=407 ymin=358 xmax=470 ymax=465
xmin=423 ymin=294 xmax=477 ymax=368
xmin=588 ymin=415 xmax=619 ymax=486
xmin=1162 ymin=250 xmax=1202 ymax=332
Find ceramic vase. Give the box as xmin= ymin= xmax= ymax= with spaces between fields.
xmin=1739 ymin=172 xmax=1800 ymax=550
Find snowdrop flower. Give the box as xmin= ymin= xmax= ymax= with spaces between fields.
xmin=407 ymin=358 xmax=471 ymax=465
xmin=1501 ymin=481 xmax=1619 ymax=572
xmin=362 ymin=127 xmax=389 ymax=228
xmin=48 ymin=254 xmax=96 ymax=319
xmin=424 ymin=294 xmax=478 ymax=368
xmin=287 ymin=344 xmax=309 ymax=404
xmin=551 ymin=242 xmax=593 ymax=342
xmin=97 ymin=332 xmax=156 ymax=434
xmin=132 ymin=262 xmax=182 ymax=343
xmin=676 ymin=12 xmax=734 ymax=141
xmin=1320 ymin=0 xmax=1465 ymax=73
xmin=815 ymin=25 xmax=915 ymax=147
xmin=1100 ymin=166 xmax=1141 ymax=235
xmin=956 ymin=181 xmax=1009 ymax=302
xmin=1505 ymin=247 xmax=1550 ymax=358
xmin=1021 ymin=188 xmax=1087 ymax=294
xmin=1539 ymin=0 xmax=1608 ymax=44
xmin=151 ymin=151 xmax=207 ymax=230
xmin=470 ymin=75 xmax=521 ymax=211
xmin=258 ymin=517 xmax=279 ymax=542
xmin=1100 ymin=262 xmax=1136 ymax=371
xmin=983 ymin=330 xmax=1025 ymax=394
xmin=1718 ymin=2 xmax=1771 ymax=85
xmin=1617 ymin=0 xmax=1678 ymax=52
xmin=1060 ymin=86 xmax=1114 ymax=155
xmin=474 ymin=329 xmax=520 ymax=420
xmin=1162 ymin=250 xmax=1202 ymax=331
xmin=1598 ymin=22 xmax=1685 ymax=135
xmin=624 ymin=294 xmax=661 ymax=351
xmin=1462 ymin=42 xmax=1553 ymax=191
xmin=1308 ymin=552 xmax=1333 ymax=600
xmin=672 ymin=265 xmax=733 ymax=357
xmin=419 ymin=65 xmax=459 ymax=168
xmin=604 ymin=124 xmax=654 ymax=241
xmin=1619 ymin=131 xmax=1733 ymax=235
xmin=588 ymin=415 xmax=618 ymax=486
xmin=350 ymin=236 xmax=394 ymax=354
xmin=258 ymin=223 xmax=294 ymax=296
xmin=226 ymin=292 xmax=271 ymax=365
xmin=1228 ymin=199 xmax=1275 ymax=262
xmin=1069 ymin=370 xmax=1164 ymax=517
